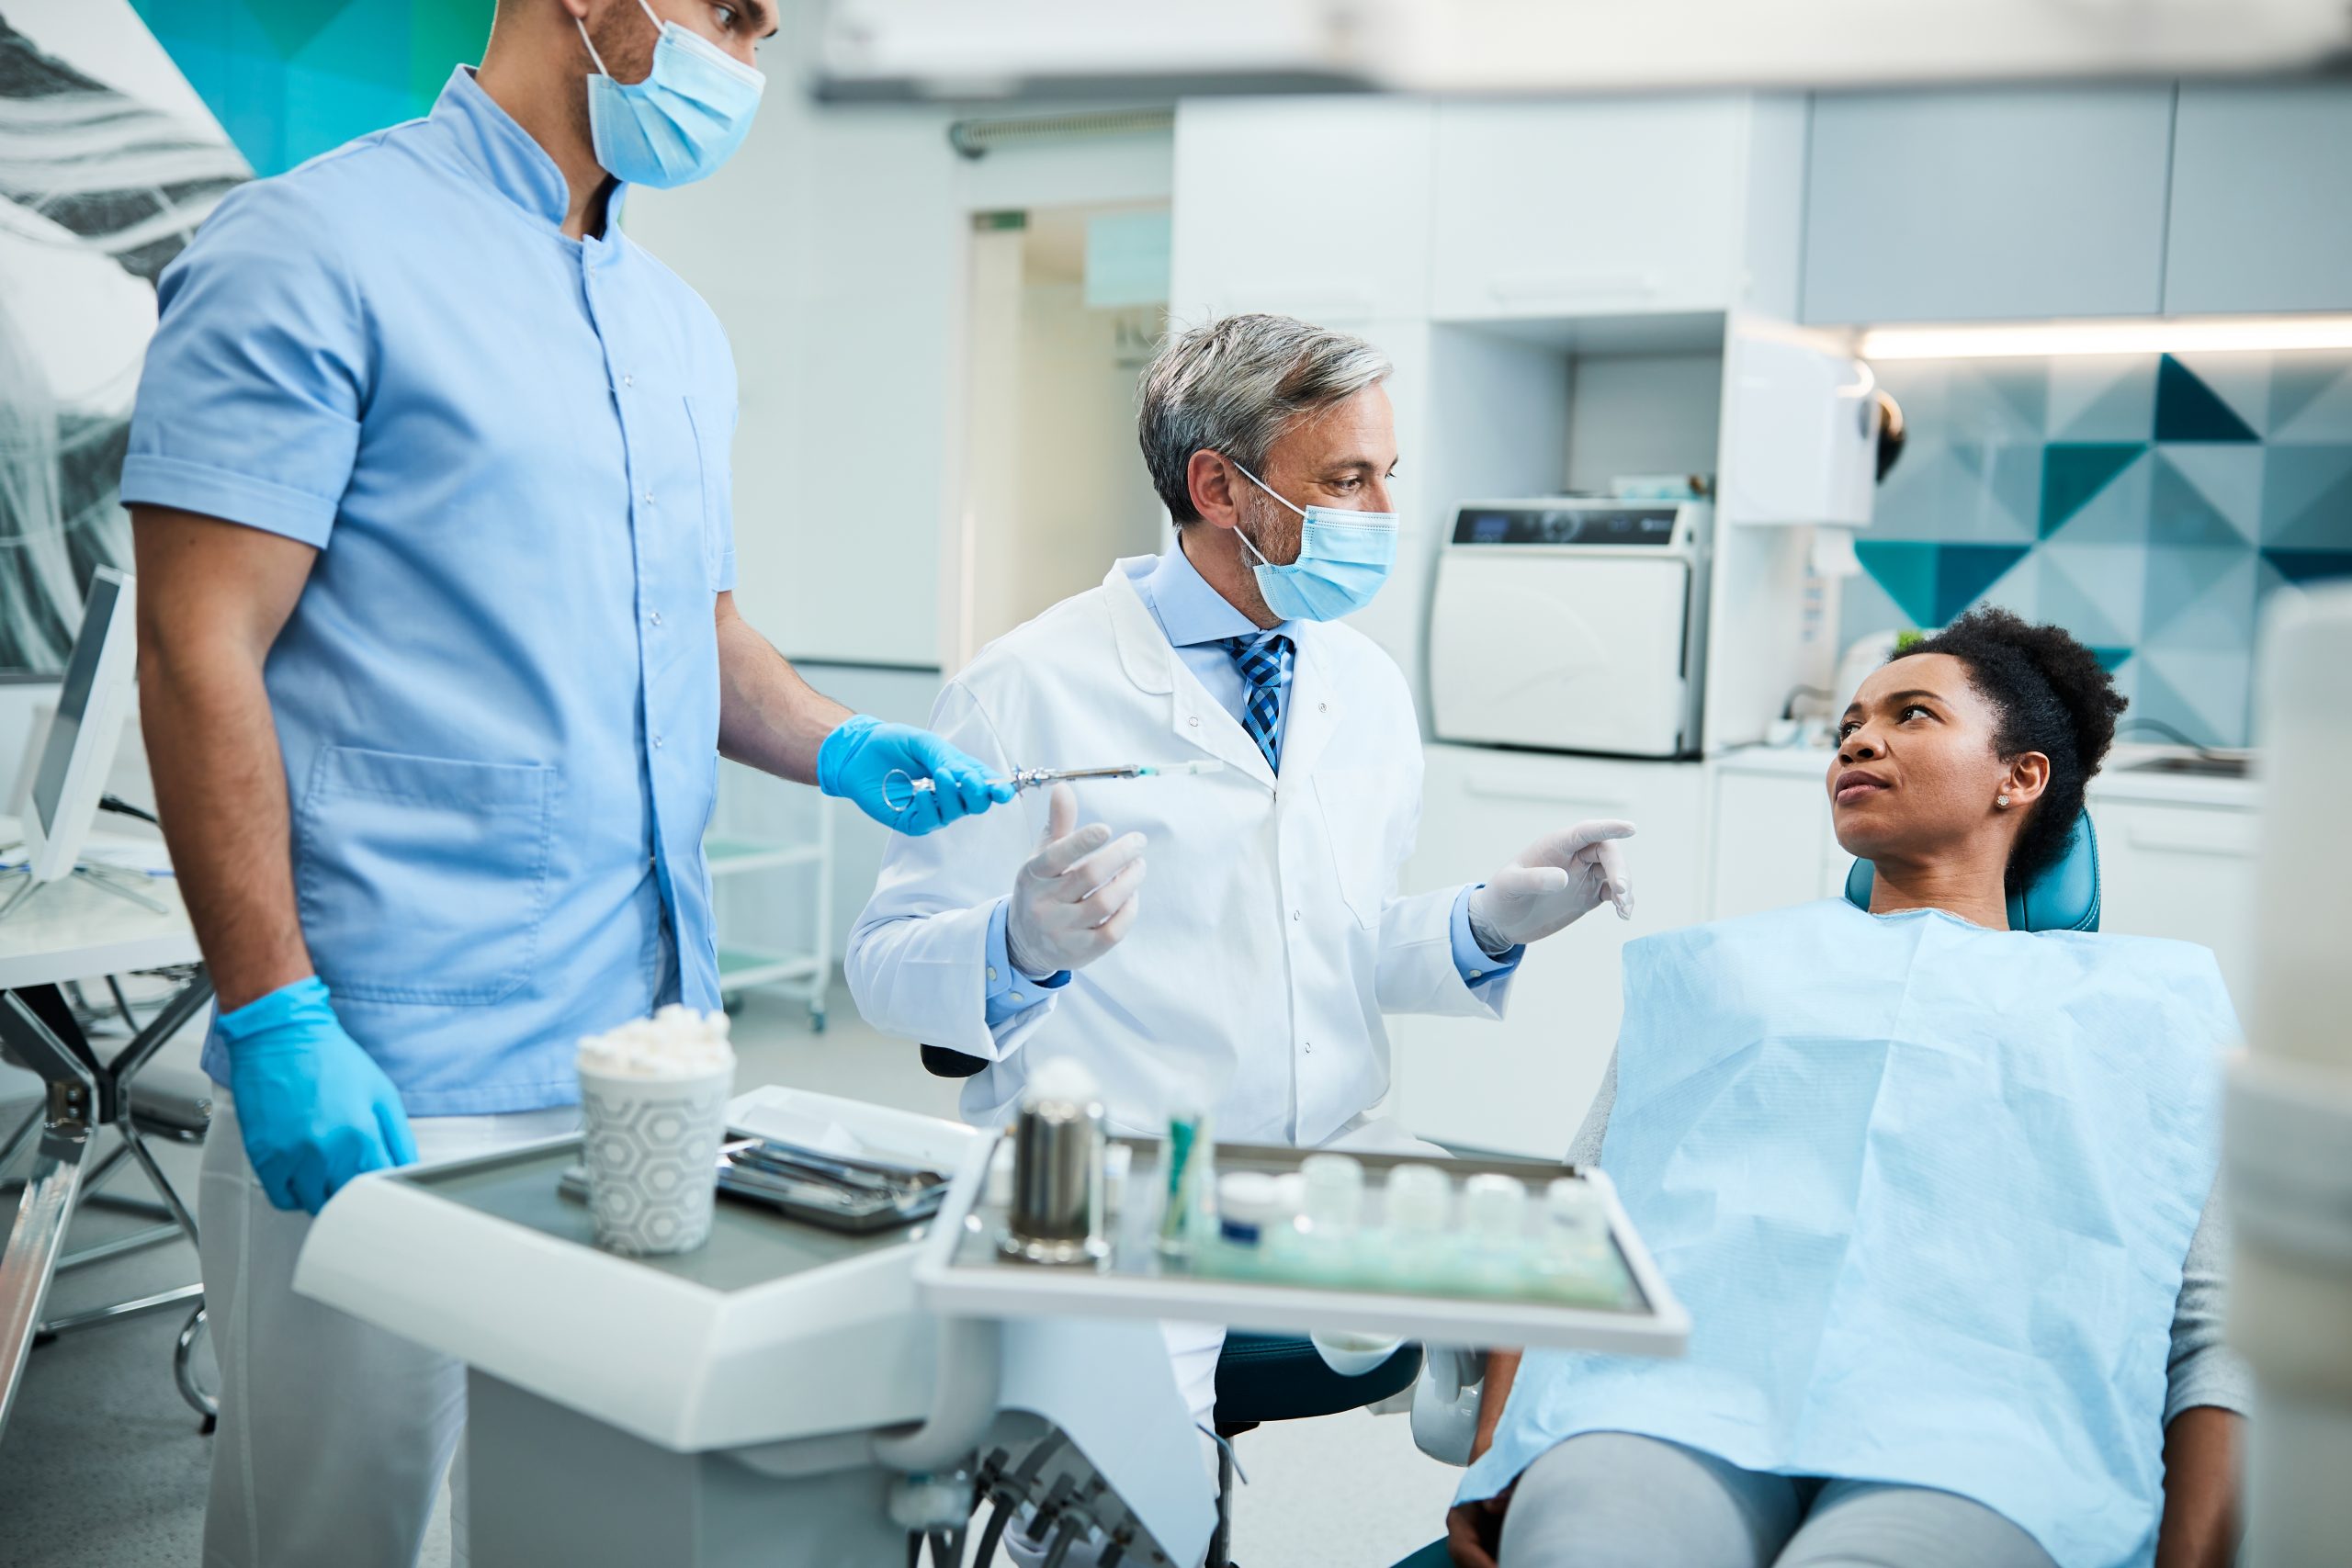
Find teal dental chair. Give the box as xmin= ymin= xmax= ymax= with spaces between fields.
xmin=1384 ymin=812 xmax=2102 ymax=1568
xmin=913 ymin=1043 xmax=1422 ymax=1567
xmin=1843 ymin=809 xmax=2101 ymax=932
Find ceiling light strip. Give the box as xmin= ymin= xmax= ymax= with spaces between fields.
xmin=1859 ymin=317 xmax=2352 ymax=361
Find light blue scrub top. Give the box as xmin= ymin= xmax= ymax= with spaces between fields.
xmin=122 ymin=69 xmax=734 ymax=1114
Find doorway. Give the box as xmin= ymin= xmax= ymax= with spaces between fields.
xmin=952 ymin=201 xmax=1170 ymax=667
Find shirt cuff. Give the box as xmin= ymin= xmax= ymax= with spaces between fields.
xmin=1451 ymin=886 xmax=1521 ymax=987
xmin=119 ymin=453 xmax=341 ymax=548
xmin=984 ymin=897 xmax=1071 ymax=1027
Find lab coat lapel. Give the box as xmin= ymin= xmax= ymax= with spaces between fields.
xmin=1275 ymin=628 xmax=1342 ymax=783
xmin=1101 ymin=564 xmax=1276 ymax=789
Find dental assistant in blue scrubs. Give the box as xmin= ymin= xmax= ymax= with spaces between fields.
xmin=121 ymin=3 xmax=1007 ymax=1562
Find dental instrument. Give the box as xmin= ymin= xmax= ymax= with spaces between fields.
xmin=883 ymin=759 xmax=1224 ymax=814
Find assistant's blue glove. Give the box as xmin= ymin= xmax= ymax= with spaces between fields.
xmin=214 ymin=976 xmax=418 ymax=1214
xmin=817 ymin=715 xmax=1014 ymax=835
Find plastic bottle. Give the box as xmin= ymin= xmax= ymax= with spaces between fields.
xmin=1382 ymin=1162 xmax=1454 ymax=1291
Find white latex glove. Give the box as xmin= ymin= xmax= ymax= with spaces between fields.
xmin=1004 ymin=784 xmax=1147 ymax=978
xmin=1465 ymin=819 xmax=1636 ymax=953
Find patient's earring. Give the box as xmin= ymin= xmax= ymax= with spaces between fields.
xmin=1996 ymin=794 xmax=2011 ymax=808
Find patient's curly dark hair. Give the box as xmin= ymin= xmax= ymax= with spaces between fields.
xmin=1892 ymin=607 xmax=2128 ymax=894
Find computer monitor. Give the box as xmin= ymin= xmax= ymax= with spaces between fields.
xmin=22 ymin=567 xmax=137 ymax=886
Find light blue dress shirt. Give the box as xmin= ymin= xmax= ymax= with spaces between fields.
xmin=982 ymin=540 xmax=1515 ymax=1021
xmin=122 ymin=70 xmax=732 ymax=1114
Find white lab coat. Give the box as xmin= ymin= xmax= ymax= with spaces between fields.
xmin=848 ymin=558 xmax=1515 ymax=1147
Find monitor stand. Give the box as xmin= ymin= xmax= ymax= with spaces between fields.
xmin=0 ymin=859 xmax=171 ymax=922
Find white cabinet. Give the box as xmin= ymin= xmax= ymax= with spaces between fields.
xmin=1707 ymin=762 xmax=1843 ymax=919
xmin=2165 ymin=84 xmax=2352 ymax=315
xmin=1801 ymin=87 xmax=2175 ymax=323
xmin=2093 ymin=797 xmax=2259 ymax=1010
xmin=1169 ymin=97 xmax=1434 ymax=323
xmin=1390 ymin=746 xmax=1706 ymax=1159
xmin=1430 ymin=97 xmax=1757 ymax=321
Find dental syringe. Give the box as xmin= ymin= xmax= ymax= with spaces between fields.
xmin=883 ymin=759 xmax=1224 ymax=813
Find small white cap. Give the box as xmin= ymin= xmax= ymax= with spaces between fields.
xmin=1546 ymin=1177 xmax=1603 ymax=1235
xmin=1463 ymin=1172 xmax=1527 ymax=1237
xmin=1300 ymin=1153 xmax=1366 ymax=1232
xmin=1217 ymin=1170 xmax=1280 ymax=1225
xmin=1385 ymin=1162 xmax=1453 ymax=1232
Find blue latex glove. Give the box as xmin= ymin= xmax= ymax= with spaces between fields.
xmin=214 ymin=976 xmax=418 ymax=1214
xmin=817 ymin=714 xmax=1014 ymax=834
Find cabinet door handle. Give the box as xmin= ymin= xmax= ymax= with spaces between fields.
xmin=1464 ymin=778 xmax=1635 ymax=810
xmin=2124 ymin=817 xmax=2257 ymax=858
xmin=1488 ymin=272 xmax=1662 ymax=305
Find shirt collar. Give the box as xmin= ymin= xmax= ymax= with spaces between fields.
xmin=1136 ymin=533 xmax=1296 ymax=649
xmin=430 ymin=67 xmax=627 ymax=239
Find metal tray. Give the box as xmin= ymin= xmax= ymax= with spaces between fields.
xmin=915 ymin=1134 xmax=1689 ymax=1357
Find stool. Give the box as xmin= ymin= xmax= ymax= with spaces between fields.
xmin=1208 ymin=1333 xmax=1421 ymax=1568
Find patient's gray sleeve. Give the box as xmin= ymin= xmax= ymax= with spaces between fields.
xmin=1556 ymin=1048 xmax=2250 ymax=1426
xmin=2167 ymin=1183 xmax=2253 ymax=1425
xmin=1565 ymin=1048 xmax=1617 ymax=1168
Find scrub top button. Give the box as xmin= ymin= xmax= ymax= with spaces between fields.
xmin=650 ymin=609 xmax=663 ymax=626
xmin=1292 ymin=908 xmax=1301 ymax=921
xmin=1187 ymin=716 xmax=1200 ymax=728
xmin=653 ymin=734 xmax=664 ymax=749
xmin=623 ymin=374 xmax=634 ymax=388
xmin=642 ymin=490 xmax=654 ymax=506
xmin=987 ymin=966 xmax=999 ymax=983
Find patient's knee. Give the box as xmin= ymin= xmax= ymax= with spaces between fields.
xmin=1497 ymin=1434 xmax=1798 ymax=1568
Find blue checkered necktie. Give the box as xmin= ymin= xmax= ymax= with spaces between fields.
xmin=1219 ymin=631 xmax=1294 ymax=773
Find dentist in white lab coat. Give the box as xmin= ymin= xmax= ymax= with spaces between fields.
xmin=847 ymin=313 xmax=1634 ymax=1440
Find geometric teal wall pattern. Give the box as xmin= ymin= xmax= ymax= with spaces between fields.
xmin=130 ymin=0 xmax=492 ymax=175
xmin=1844 ymin=350 xmax=2352 ymax=747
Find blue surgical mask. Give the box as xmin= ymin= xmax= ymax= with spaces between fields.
xmin=1227 ymin=459 xmax=1399 ymax=622
xmin=579 ymin=0 xmax=764 ymax=190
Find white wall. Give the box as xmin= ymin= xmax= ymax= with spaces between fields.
xmin=624 ymin=12 xmax=1173 ymax=671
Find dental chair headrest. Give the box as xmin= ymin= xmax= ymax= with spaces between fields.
xmin=1844 ymin=810 xmax=2100 ymax=933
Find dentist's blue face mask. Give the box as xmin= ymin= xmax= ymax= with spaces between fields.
xmin=579 ymin=0 xmax=764 ymax=190
xmin=1227 ymin=458 xmax=1400 ymax=623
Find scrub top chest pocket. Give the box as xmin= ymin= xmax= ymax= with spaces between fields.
xmin=295 ymin=745 xmax=557 ymax=1007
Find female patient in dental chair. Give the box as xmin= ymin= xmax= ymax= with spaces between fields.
xmin=1447 ymin=609 xmax=2245 ymax=1568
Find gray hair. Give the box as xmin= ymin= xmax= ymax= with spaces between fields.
xmin=1137 ymin=314 xmax=1392 ymax=525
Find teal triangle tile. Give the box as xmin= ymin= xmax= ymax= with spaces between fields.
xmin=2089 ymin=646 xmax=2132 ymax=672
xmin=2261 ymin=549 xmax=2352 ymax=586
xmin=1854 ymin=541 xmax=1940 ymax=628
xmin=1947 ymin=443 xmax=2041 ymax=542
xmin=1838 ymin=568 xmax=1911 ymax=648
xmin=243 ymin=0 xmax=366 ymax=60
xmin=2267 ymin=353 xmax=2352 ymax=438
xmin=2044 ymin=451 xmax=2154 ymax=546
xmin=2137 ymin=648 xmax=2251 ymax=748
xmin=2154 ymin=355 xmax=2259 ymax=443
xmin=2038 ymin=443 xmax=2145 ymax=537
xmin=2147 ymin=454 xmax=2253 ymax=547
xmin=1949 ymin=361 xmax=2047 ymax=443
xmin=1931 ymin=544 xmax=2032 ymax=624
xmin=2142 ymin=544 xmax=2256 ymax=646
xmin=2259 ymin=446 xmax=2352 ymax=546
xmin=1870 ymin=439 xmax=1968 ymax=542
xmin=2169 ymin=352 xmax=2268 ymax=438
xmin=2047 ymin=355 xmax=2155 ymax=441
xmin=2038 ymin=542 xmax=2148 ymax=646
xmin=2154 ymin=446 xmax=2262 ymax=543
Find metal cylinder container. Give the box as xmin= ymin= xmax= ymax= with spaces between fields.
xmin=1001 ymin=1061 xmax=1109 ymax=1267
